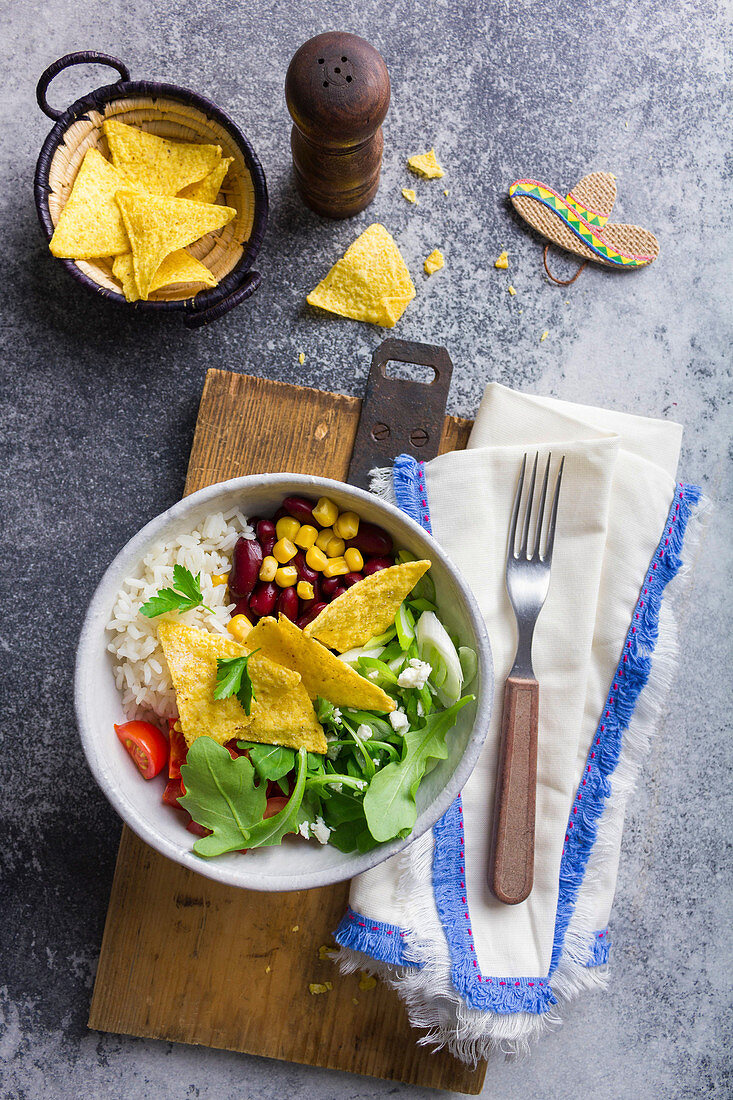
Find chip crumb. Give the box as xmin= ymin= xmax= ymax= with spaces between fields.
xmin=298 ymin=352 xmax=305 ymax=365
xmin=407 ymin=148 xmax=444 ymax=179
xmin=494 ymin=251 xmax=509 ymax=270
xmin=265 ymin=965 xmax=271 ymax=973
xmin=292 ymin=925 xmax=299 ymax=932
xmin=309 ymin=982 xmax=333 ymax=995
xmin=540 ymin=330 xmax=549 ymax=342
xmin=352 ymin=997 xmax=359 ymax=1005
xmin=423 ymin=249 xmax=444 ymax=275
xmin=401 ymin=188 xmax=418 ymax=204
xmin=508 ymin=285 xmax=516 ymax=296
xmin=565 ymin=299 xmax=570 ymax=305
xmin=359 ymin=972 xmax=378 ymax=991
xmin=443 ymin=189 xmax=449 ymax=196
xmin=318 ymin=944 xmax=337 ymax=960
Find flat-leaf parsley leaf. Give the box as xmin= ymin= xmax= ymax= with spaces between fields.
xmin=215 ymin=652 xmax=258 ymax=715
xmin=140 ymin=564 xmax=213 ymax=618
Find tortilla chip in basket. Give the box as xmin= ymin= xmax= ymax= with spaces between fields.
xmin=158 ymin=621 xmax=327 ymax=754
xmin=115 ymin=190 xmax=235 ymax=300
xmin=306 ymin=223 xmax=416 ymax=328
xmin=247 ymin=615 xmax=396 ymax=713
xmin=178 ymin=157 xmax=234 ymax=203
xmin=103 ymin=119 xmax=222 ymax=196
xmin=49 ymin=149 xmax=132 ymax=259
xmin=305 ymin=560 xmax=432 ymax=652
xmin=112 ymin=249 xmax=217 ymax=302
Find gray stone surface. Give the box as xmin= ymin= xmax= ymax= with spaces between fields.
xmin=1 ymin=0 xmax=730 ymax=1097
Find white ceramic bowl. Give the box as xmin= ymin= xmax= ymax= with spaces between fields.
xmin=75 ymin=474 xmax=493 ymax=891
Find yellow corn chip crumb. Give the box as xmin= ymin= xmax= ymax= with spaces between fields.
xmin=443 ymin=189 xmax=449 ymax=196
xmin=540 ymin=330 xmax=549 ymax=342
xmin=407 ymin=148 xmax=444 ymax=179
xmin=508 ymin=285 xmax=516 ymax=296
xmin=306 ymin=223 xmax=415 ymax=328
xmin=495 ymin=251 xmax=509 ymax=269
xmin=401 ymin=188 xmax=418 ymax=203
xmin=265 ymin=965 xmax=271 ymax=973
xmin=292 ymin=925 xmax=299 ymax=932
xmin=352 ymin=997 xmax=359 ymax=1005
xmin=358 ymin=973 xmax=377 ymax=991
xmin=309 ymin=982 xmax=333 ymax=995
xmin=298 ymin=352 xmax=305 ymax=365
xmin=424 ymin=249 xmax=444 ymax=276
xmin=318 ymin=944 xmax=337 ymax=960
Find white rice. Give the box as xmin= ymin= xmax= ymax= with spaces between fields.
xmin=106 ymin=507 xmax=254 ymax=721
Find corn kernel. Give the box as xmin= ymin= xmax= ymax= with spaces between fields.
xmin=306 ymin=545 xmax=328 ymax=572
xmin=211 ymin=572 xmax=229 ymax=587
xmin=344 ymin=547 xmax=363 ymax=572
xmin=275 ymin=565 xmax=298 ymax=588
xmin=276 ymin=516 xmax=300 ymax=542
xmin=326 ymin=536 xmax=346 ymax=558
xmin=312 ymin=497 xmax=339 ymax=527
xmin=294 ymin=524 xmax=318 ymax=549
xmin=333 ymin=511 xmax=360 ymax=540
xmin=297 ymin=581 xmax=314 ymax=600
xmin=323 ymin=556 xmax=348 ymax=578
xmin=226 ymin=615 xmax=252 ymax=642
xmin=259 ymin=555 xmax=278 ymax=582
xmin=315 ymin=527 xmax=334 ymax=552
xmin=273 ymin=537 xmax=297 ymax=564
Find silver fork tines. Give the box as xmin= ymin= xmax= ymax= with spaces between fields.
xmin=506 ymin=452 xmax=565 ymax=677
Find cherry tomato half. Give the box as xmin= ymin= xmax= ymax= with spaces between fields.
xmin=115 ymin=720 xmax=168 ymax=780
xmin=168 ymin=723 xmax=188 ymax=780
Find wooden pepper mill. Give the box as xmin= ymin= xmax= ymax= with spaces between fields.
xmin=285 ymin=31 xmax=390 ymax=218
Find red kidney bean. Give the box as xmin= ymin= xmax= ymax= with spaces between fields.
xmin=293 ymin=550 xmax=319 ymax=587
xmin=231 ymin=599 xmax=255 ymax=622
xmin=256 ymin=519 xmax=276 ymax=555
xmin=329 ymin=585 xmax=346 ymax=601
xmin=277 ymin=587 xmax=299 ymax=622
xmin=343 ymin=571 xmax=363 ymax=588
xmin=363 ymin=556 xmax=393 ymax=576
xmin=229 ymin=536 xmax=263 ymax=598
xmin=346 ymin=521 xmax=393 ymax=557
xmin=320 ymin=575 xmax=342 ymax=597
xmin=297 ymin=601 xmax=326 ymax=629
xmin=273 ymin=506 xmax=288 ymax=523
xmin=282 ymin=495 xmax=316 ymax=524
xmin=249 ymin=581 xmax=277 ymax=618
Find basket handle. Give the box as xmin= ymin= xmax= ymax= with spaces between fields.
xmin=37 ymin=51 xmax=131 ymax=121
xmin=183 ymin=271 xmax=262 ymax=329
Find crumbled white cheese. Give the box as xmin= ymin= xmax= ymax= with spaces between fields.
xmin=397 ymin=658 xmax=431 ymax=689
xmin=389 ymin=709 xmax=410 ymax=734
xmin=311 ymin=816 xmax=331 ymax=845
xmin=356 ymin=723 xmax=372 ymax=740
xmin=416 ymin=700 xmax=425 ymax=717
xmin=326 ymin=738 xmax=342 ymax=761
xmin=331 ymin=707 xmax=342 ymax=725
xmin=367 ymin=670 xmax=380 ymax=680
xmin=298 ymin=821 xmax=310 ymax=839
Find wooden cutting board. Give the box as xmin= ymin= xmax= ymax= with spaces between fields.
xmin=88 ymin=368 xmax=484 ymax=1093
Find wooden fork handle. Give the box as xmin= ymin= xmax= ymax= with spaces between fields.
xmin=489 ymin=675 xmax=539 ymax=904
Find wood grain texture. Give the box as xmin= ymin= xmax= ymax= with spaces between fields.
xmin=89 ymin=369 xmax=482 ymax=1093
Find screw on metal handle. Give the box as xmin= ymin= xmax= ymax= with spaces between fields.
xmin=36 ymin=51 xmax=131 ymax=121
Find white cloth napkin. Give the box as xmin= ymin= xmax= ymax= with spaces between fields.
xmin=334 ymin=383 xmax=702 ymax=1061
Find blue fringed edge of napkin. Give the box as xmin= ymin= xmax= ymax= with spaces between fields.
xmin=335 ymin=454 xmax=702 ymax=1015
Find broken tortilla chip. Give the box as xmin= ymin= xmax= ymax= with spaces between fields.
xmin=246 ymin=615 xmax=396 ymax=713
xmin=112 ymin=249 xmax=217 ymax=302
xmin=304 ymin=561 xmax=432 ymax=652
xmin=115 ymin=190 xmax=235 ymax=300
xmin=178 ymin=156 xmax=233 ymax=203
xmin=49 ymin=149 xmax=132 ymax=259
xmin=103 ymin=119 xmax=222 ymax=196
xmin=306 ymin=223 xmax=416 ymax=328
xmin=157 ymin=621 xmax=327 ymax=754
xmin=407 ymin=148 xmax=444 ymax=179
xmin=424 ymin=248 xmax=444 ymax=275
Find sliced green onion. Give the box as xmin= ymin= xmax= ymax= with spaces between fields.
xmin=416 ymin=610 xmax=463 ymax=706
xmin=395 ymin=602 xmax=415 ymax=649
xmin=408 ymin=597 xmax=438 ymax=614
xmin=357 ymin=655 xmax=399 ymax=686
xmin=458 ymin=646 xmax=478 ymax=688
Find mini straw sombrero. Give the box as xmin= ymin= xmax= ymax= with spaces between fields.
xmin=509 ymin=172 xmax=659 ymax=280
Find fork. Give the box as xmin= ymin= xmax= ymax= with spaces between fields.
xmin=489 ymin=452 xmax=565 ymax=905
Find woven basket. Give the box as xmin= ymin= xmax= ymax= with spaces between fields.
xmin=34 ymin=52 xmax=268 ymax=328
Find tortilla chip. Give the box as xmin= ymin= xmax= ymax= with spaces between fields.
xmin=306 ymin=223 xmax=416 ymax=328
xmin=103 ymin=120 xmax=222 ymax=195
xmin=115 ymin=190 xmax=235 ymax=300
xmin=247 ymin=615 xmax=396 ymax=713
xmin=49 ymin=149 xmax=131 ymax=259
xmin=424 ymin=248 xmax=444 ymax=275
xmin=158 ymin=621 xmax=327 ymax=754
xmin=112 ymin=249 xmax=217 ymax=302
xmin=178 ymin=157 xmax=233 ymax=203
xmin=407 ymin=148 xmax=444 ymax=179
xmin=304 ymin=561 xmax=432 ymax=652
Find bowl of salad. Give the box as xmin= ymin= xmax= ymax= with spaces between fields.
xmin=76 ymin=474 xmax=492 ymax=890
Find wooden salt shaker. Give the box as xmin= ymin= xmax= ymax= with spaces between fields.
xmin=285 ymin=32 xmax=390 ymax=218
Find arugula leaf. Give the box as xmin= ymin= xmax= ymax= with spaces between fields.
xmin=140 ymin=564 xmax=213 ymax=618
xmin=237 ymin=741 xmax=295 ymax=783
xmin=179 ymin=737 xmax=267 ymax=857
xmin=215 ymin=653 xmax=257 ymax=715
xmin=239 ymin=747 xmax=308 ymax=848
xmin=363 ymin=697 xmax=473 ymax=843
